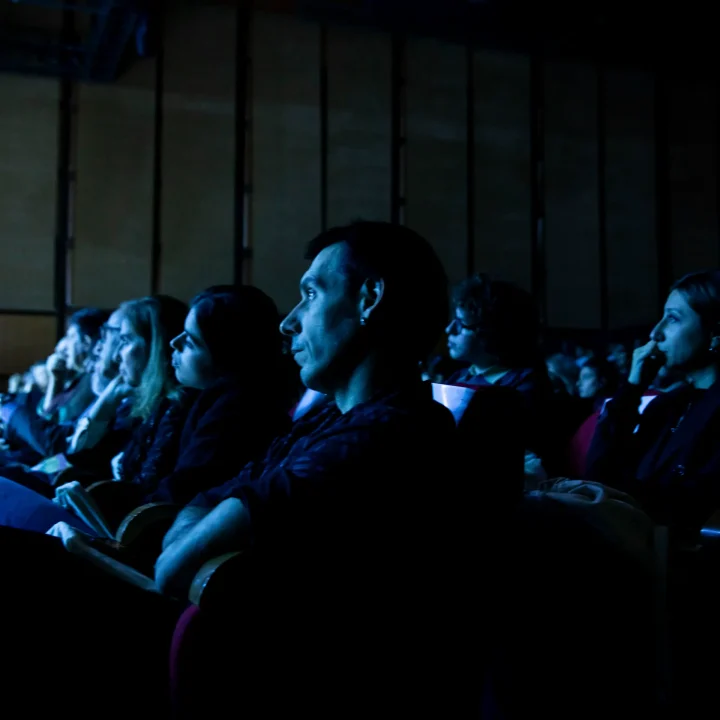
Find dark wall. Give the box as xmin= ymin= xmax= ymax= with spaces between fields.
xmin=0 ymin=6 xmax=717 ymax=374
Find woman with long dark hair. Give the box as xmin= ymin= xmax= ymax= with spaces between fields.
xmin=587 ymin=269 xmax=720 ymax=534
xmin=0 ymin=287 xmax=291 ymax=535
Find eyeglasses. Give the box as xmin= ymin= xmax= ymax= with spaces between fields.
xmin=447 ymin=317 xmax=491 ymax=335
xmin=100 ymin=325 xmax=120 ymax=341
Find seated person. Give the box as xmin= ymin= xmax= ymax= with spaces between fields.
xmin=445 ymin=273 xmax=557 ymax=477
xmin=0 ymin=306 xmax=135 ymax=490
xmin=0 ymin=221 xmax=462 ymax=717
xmin=1 ymin=308 xmax=108 ymax=464
xmin=577 ymin=356 xmax=619 ymax=409
xmin=0 ymin=287 xmax=291 ymax=536
xmin=586 ymin=269 xmax=720 ymax=538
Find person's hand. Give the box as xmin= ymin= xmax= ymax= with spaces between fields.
xmin=100 ymin=375 xmax=132 ymax=405
xmin=628 ymin=341 xmax=664 ymax=387
xmin=46 ymin=353 xmax=68 ymax=378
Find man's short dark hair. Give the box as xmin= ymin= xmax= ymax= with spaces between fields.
xmin=453 ymin=274 xmax=539 ymax=367
xmin=306 ymin=221 xmax=449 ymax=361
xmin=69 ymin=308 xmax=110 ymax=343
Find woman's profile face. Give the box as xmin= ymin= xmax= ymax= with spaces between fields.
xmin=445 ymin=309 xmax=498 ymax=368
xmin=170 ymin=307 xmax=216 ymax=390
xmin=577 ymin=366 xmax=601 ymax=399
xmin=651 ymin=290 xmax=707 ymax=372
xmin=117 ymin=317 xmax=149 ymax=387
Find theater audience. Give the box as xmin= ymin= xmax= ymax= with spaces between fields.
xmin=0 ymin=221 xmax=463 ymax=718
xmin=0 ymin=307 xmax=133 ymax=492
xmin=0 ymin=308 xmax=108 ymax=464
xmin=3 ymin=212 xmax=720 ymax=720
xmin=546 ymin=351 xmax=578 ymax=396
xmin=0 ymin=295 xmax=187 ymax=531
xmin=0 ymin=287 xmax=291 ymax=537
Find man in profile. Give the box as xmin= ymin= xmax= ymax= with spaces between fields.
xmin=1 ymin=222 xmax=475 ymax=717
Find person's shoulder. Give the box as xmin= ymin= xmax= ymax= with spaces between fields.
xmin=343 ymin=382 xmax=455 ymax=438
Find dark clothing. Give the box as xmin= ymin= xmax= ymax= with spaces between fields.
xmin=586 ymin=380 xmax=720 ymax=534
xmin=64 ymin=397 xmax=139 ymax=477
xmin=117 ymin=394 xmax=195 ymax=494
xmin=0 ymin=526 xmax=180 ymax=718
xmin=447 ymin=365 xmax=539 ymax=393
xmin=0 ymin=478 xmax=97 ymax=534
xmin=447 ymin=364 xmax=560 ymax=474
xmin=0 ymin=399 xmax=138 ymax=498
xmin=487 ymin=494 xmax=657 ymax=719
xmin=185 ymin=381 xmax=473 ymax=717
xmin=0 ymin=381 xmax=468 ymax=718
xmin=145 ymin=377 xmax=291 ymax=505
xmin=191 ymin=381 xmax=456 ymax=563
xmin=3 ymin=375 xmax=94 ymax=459
xmin=0 ymin=379 xmax=290 ymax=534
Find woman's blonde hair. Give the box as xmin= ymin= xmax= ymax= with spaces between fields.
xmin=118 ymin=295 xmax=188 ymax=420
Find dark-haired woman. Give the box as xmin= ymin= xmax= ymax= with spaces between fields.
xmin=445 ymin=273 xmax=558 ymax=477
xmin=587 ymin=269 xmax=720 ymax=720
xmin=586 ymin=270 xmax=720 ymax=535
xmin=0 ymin=287 xmax=291 ymax=534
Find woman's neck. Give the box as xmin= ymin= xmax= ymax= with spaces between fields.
xmin=687 ymin=364 xmax=719 ymax=390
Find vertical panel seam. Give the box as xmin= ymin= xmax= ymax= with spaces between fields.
xmin=466 ymin=41 xmax=475 ymax=277
xmin=529 ymin=53 xmax=547 ymax=328
xmin=150 ymin=0 xmax=165 ymax=296
xmin=319 ymin=23 xmax=329 ymax=232
xmin=597 ymin=63 xmax=609 ymax=334
xmin=234 ymin=4 xmax=251 ymax=284
xmin=654 ymin=65 xmax=672 ymax=313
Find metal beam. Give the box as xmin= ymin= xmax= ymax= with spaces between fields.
xmin=597 ymin=63 xmax=609 ymax=334
xmin=529 ymin=53 xmax=546 ymax=327
xmin=53 ymin=10 xmax=75 ymax=339
xmin=390 ymin=31 xmax=405 ymax=224
xmin=654 ymin=66 xmax=672 ymax=310
xmin=465 ymin=40 xmax=475 ymax=276
xmin=234 ymin=4 xmax=251 ymax=284
xmin=319 ymin=22 xmax=329 ymax=231
xmin=150 ymin=0 xmax=164 ymax=295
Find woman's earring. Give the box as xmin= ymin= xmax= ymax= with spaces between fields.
xmin=360 ymin=316 xmax=367 ymax=326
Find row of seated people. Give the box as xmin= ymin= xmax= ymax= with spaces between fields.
xmin=0 ymin=221 xmax=718 ymax=717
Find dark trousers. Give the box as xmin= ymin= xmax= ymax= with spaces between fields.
xmin=0 ymin=526 xmax=181 ymax=718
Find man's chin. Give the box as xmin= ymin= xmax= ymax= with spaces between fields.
xmin=300 ymin=366 xmax=331 ymax=395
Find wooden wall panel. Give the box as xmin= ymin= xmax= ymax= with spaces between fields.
xmin=74 ymin=61 xmax=155 ymax=308
xmin=544 ymin=62 xmax=601 ymax=328
xmin=474 ymin=51 xmax=531 ymax=290
xmin=605 ymin=69 xmax=657 ymax=329
xmin=251 ymin=12 xmax=321 ymax=313
xmin=0 ymin=76 xmax=57 ymax=310
xmin=160 ymin=5 xmax=236 ymax=302
xmin=326 ymin=25 xmax=392 ymax=227
xmin=405 ymin=37 xmax=467 ymax=287
xmin=0 ymin=315 xmax=56 ymax=376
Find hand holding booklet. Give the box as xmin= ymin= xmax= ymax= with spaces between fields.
xmin=53 ymin=481 xmax=116 ymax=539
xmin=46 ymin=521 xmax=160 ymax=594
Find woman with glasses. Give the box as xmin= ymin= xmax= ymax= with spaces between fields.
xmin=445 ymin=273 xmax=557 ymax=479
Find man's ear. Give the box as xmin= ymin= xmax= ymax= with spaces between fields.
xmin=358 ymin=278 xmax=385 ymax=325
